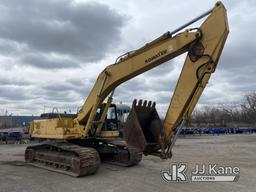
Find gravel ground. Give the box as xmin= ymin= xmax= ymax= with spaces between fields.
xmin=0 ymin=134 xmax=255 ymax=192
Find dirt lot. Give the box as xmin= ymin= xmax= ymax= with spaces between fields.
xmin=0 ymin=134 xmax=255 ymax=192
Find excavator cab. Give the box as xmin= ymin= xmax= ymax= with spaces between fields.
xmin=96 ymin=104 xmax=119 ymax=132
xmin=124 ymin=99 xmax=163 ymax=154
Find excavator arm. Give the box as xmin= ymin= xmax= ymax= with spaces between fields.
xmin=76 ymin=1 xmax=228 ymax=149
xmin=123 ymin=2 xmax=228 ymax=158
xmin=161 ymin=1 xmax=229 ymax=157
xmin=30 ymin=2 xmax=228 ymax=159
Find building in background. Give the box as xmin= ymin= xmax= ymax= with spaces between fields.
xmin=0 ymin=116 xmax=41 ymax=129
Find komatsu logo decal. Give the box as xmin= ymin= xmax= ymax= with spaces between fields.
xmin=145 ymin=49 xmax=167 ymax=64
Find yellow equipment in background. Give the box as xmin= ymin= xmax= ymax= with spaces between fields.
xmin=26 ymin=2 xmax=229 ymax=176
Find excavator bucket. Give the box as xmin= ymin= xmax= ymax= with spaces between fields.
xmin=124 ymin=99 xmax=163 ymax=153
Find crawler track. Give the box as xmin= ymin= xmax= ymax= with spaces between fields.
xmin=101 ymin=144 xmax=142 ymax=166
xmin=68 ymin=139 xmax=143 ymax=167
xmin=25 ymin=142 xmax=100 ymax=177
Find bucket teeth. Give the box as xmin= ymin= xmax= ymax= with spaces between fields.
xmin=132 ymin=99 xmax=137 ymax=106
xmin=143 ymin=100 xmax=147 ymax=108
xmin=138 ymin=99 xmax=143 ymax=107
xmin=148 ymin=101 xmax=152 ymax=107
xmin=132 ymin=99 xmax=155 ymax=112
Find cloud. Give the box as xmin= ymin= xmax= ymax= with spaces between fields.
xmin=0 ymin=86 xmax=30 ymax=100
xmin=0 ymin=0 xmax=126 ymax=68
xmin=21 ymin=53 xmax=80 ymax=69
xmin=0 ymin=76 xmax=31 ymax=86
xmin=0 ymin=0 xmax=255 ymax=116
xmin=0 ymin=0 xmax=127 ymax=114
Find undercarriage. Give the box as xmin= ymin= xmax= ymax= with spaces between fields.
xmin=25 ymin=139 xmax=142 ymax=177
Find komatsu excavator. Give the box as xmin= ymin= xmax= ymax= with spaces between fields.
xmin=25 ymin=2 xmax=229 ymax=176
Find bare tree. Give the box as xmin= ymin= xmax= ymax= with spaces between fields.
xmin=189 ymin=92 xmax=256 ymax=127
xmin=241 ymin=92 xmax=256 ymax=124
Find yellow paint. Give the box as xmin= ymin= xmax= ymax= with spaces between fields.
xmin=30 ymin=2 xmax=228 ymax=148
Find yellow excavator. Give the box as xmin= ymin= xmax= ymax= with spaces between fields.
xmin=25 ymin=1 xmax=229 ymax=176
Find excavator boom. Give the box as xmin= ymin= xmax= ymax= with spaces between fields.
xmin=124 ymin=2 xmax=229 ymax=158
xmin=75 ymin=2 xmax=229 ymax=156
xmin=76 ymin=31 xmax=198 ymax=136
xmin=27 ymin=2 xmax=229 ymax=176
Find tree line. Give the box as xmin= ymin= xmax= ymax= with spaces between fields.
xmin=188 ymin=92 xmax=256 ymax=127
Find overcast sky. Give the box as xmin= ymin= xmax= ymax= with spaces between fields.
xmin=0 ymin=0 xmax=255 ymax=116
